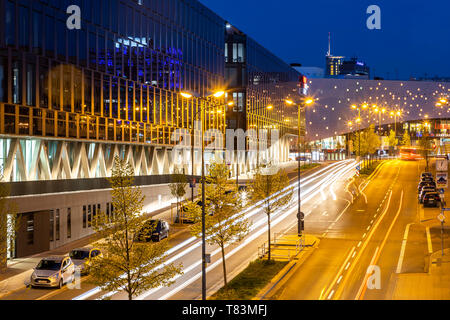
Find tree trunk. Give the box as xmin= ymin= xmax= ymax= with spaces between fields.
xmin=221 ymin=244 xmax=227 ymax=286
xmin=267 ymin=214 xmax=271 ymax=261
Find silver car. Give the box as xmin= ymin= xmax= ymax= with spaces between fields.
xmin=69 ymin=247 xmax=102 ymax=275
xmin=30 ymin=256 xmax=75 ymax=289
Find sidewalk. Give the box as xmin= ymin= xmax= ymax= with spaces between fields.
xmin=392 ymin=248 xmax=450 ymax=300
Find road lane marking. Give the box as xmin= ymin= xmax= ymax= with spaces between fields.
xmin=337 ymin=275 xmax=343 ymax=284
xmin=333 ymin=189 xmax=394 ymax=299
xmin=426 ymin=227 xmax=433 ymax=254
xmin=357 ymin=190 xmax=404 ymax=300
xmin=327 ymin=290 xmax=335 ymax=300
xmin=396 ymin=223 xmax=412 ymax=274
xmin=320 ymin=246 xmax=356 ymax=300
xmin=355 ymin=246 xmax=380 ymax=300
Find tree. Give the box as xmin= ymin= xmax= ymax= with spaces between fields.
xmin=249 ymin=165 xmax=293 ymax=261
xmin=388 ymin=130 xmax=399 ymax=155
xmin=168 ymin=168 xmax=188 ymax=223
xmin=352 ymin=125 xmax=381 ymax=166
xmin=89 ymin=157 xmax=182 ymax=300
xmin=401 ymin=130 xmax=411 ymax=147
xmin=0 ymin=175 xmax=18 ymax=273
xmin=419 ymin=135 xmax=432 ymax=171
xmin=186 ymin=161 xmax=249 ymax=286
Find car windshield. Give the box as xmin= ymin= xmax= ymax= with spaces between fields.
xmin=36 ymin=260 xmax=62 ymax=271
xmin=70 ymin=250 xmax=90 ymax=260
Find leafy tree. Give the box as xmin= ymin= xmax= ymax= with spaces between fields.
xmin=89 ymin=157 xmax=182 ymax=300
xmin=388 ymin=130 xmax=399 ymax=152
xmin=249 ymin=165 xmax=293 ymax=261
xmin=352 ymin=125 xmax=381 ymax=157
xmin=401 ymin=130 xmax=411 ymax=147
xmin=0 ymin=175 xmax=18 ymax=273
xmin=419 ymin=135 xmax=432 ymax=171
xmin=186 ymin=161 xmax=249 ymax=286
xmin=168 ymin=168 xmax=188 ymax=223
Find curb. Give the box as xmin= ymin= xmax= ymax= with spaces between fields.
xmin=253 ymin=236 xmax=320 ymax=300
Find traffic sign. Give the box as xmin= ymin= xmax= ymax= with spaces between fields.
xmin=438 ymin=213 xmax=446 ymax=222
xmin=436 ymin=172 xmax=448 ymax=189
xmin=440 ymin=188 xmax=445 ymax=194
xmin=436 ymin=159 xmax=449 ymax=171
xmin=356 ymin=165 xmax=361 ymax=171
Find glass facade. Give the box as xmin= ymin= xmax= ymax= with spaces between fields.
xmin=225 ymin=25 xmax=301 ymax=138
xmin=0 ymin=0 xmax=226 ymax=146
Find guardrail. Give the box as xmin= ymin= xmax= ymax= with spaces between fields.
xmin=258 ymin=233 xmax=305 ymax=260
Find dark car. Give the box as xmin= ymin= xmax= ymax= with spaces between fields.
xmin=423 ymin=192 xmax=441 ymax=207
xmin=418 ymin=181 xmax=436 ymax=191
xmin=419 ymin=187 xmax=436 ymax=203
xmin=421 ymin=172 xmax=433 ymax=178
xmin=418 ymin=182 xmax=436 ymax=194
xmin=420 ymin=177 xmax=434 ymax=183
xmin=138 ymin=219 xmax=170 ymax=242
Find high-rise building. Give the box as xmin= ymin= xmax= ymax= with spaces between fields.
xmin=339 ymin=58 xmax=370 ymax=79
xmin=325 ymin=33 xmax=344 ymax=77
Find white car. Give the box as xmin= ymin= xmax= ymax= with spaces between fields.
xmin=30 ymin=256 xmax=75 ymax=289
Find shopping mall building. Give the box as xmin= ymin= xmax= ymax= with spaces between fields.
xmin=304 ymin=78 xmax=450 ymax=160
xmin=0 ymin=0 xmax=303 ymax=258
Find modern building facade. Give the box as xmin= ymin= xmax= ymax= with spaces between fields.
xmin=339 ymin=58 xmax=370 ymax=79
xmin=224 ymin=23 xmax=303 ymax=174
xmin=0 ymin=0 xmax=298 ymax=258
xmin=304 ymin=78 xmax=450 ymax=155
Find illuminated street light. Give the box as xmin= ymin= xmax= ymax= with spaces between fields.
xmin=178 ymin=88 xmax=232 ymax=301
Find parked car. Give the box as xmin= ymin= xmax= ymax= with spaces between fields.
xmin=418 ymin=183 xmax=436 ymax=194
xmin=69 ymin=247 xmax=102 ymax=275
xmin=418 ymin=180 xmax=436 ymax=191
xmin=423 ymin=192 xmax=441 ymax=207
xmin=419 ymin=187 xmax=436 ymax=203
xmin=420 ymin=176 xmax=435 ymax=183
xmin=30 ymin=256 xmax=75 ymax=289
xmin=421 ymin=172 xmax=433 ymax=179
xmin=138 ymin=219 xmax=170 ymax=242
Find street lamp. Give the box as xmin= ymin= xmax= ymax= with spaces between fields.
xmin=180 ymin=89 xmax=232 ymax=301
xmin=285 ymin=97 xmax=314 ymax=237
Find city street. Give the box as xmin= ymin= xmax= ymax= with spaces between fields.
xmin=269 ymin=159 xmax=449 ymax=300
xmin=1 ymin=160 xmax=358 ymax=300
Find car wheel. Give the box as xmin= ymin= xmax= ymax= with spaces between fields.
xmin=58 ymin=279 xmax=63 ymax=289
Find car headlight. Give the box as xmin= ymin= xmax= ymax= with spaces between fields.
xmin=50 ymin=273 xmax=59 ymax=280
xmin=31 ymin=272 xmax=37 ymax=279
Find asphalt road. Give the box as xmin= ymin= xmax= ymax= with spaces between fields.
xmin=270 ymin=159 xmax=433 ymax=300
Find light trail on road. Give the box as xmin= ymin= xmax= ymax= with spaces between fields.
xmin=73 ymin=160 xmax=357 ymax=301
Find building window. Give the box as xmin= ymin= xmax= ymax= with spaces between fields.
xmin=67 ymin=208 xmax=72 ymax=239
xmin=83 ymin=205 xmax=87 ymax=229
xmin=55 ymin=209 xmax=60 ymax=241
xmin=106 ymin=202 xmax=110 ymax=222
xmin=26 ymin=214 xmax=34 ymax=246
xmin=88 ymin=205 xmax=92 ymax=228
xmin=49 ymin=210 xmax=54 ymax=242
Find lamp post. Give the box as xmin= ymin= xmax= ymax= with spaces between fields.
xmin=286 ymin=98 xmax=314 ymax=237
xmin=180 ymin=90 xmax=232 ymax=301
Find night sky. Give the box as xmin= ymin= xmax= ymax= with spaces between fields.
xmin=199 ymin=0 xmax=450 ymax=80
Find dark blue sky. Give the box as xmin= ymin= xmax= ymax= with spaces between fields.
xmin=200 ymin=0 xmax=450 ymax=80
